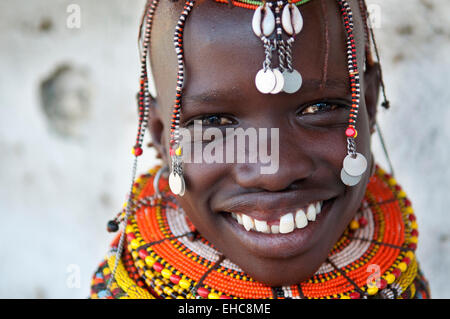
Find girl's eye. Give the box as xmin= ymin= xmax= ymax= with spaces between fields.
xmin=300 ymin=102 xmax=342 ymax=115
xmin=200 ymin=115 xmax=234 ymax=126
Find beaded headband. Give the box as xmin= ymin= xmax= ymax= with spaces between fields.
xmin=106 ymin=0 xmax=391 ymax=288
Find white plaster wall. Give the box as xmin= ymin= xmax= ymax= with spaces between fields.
xmin=0 ymin=0 xmax=448 ymax=298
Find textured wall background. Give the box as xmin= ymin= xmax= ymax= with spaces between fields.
xmin=0 ymin=0 xmax=448 ymax=298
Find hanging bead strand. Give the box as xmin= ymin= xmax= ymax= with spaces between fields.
xmin=253 ymin=1 xmax=277 ymax=94
xmin=280 ymin=0 xmax=303 ymax=93
xmin=270 ymin=1 xmax=285 ymax=94
xmin=337 ymin=0 xmax=367 ymax=186
xmin=107 ymin=0 xmax=161 ymax=290
xmin=134 ymin=0 xmax=158 ymax=156
xmin=168 ymin=0 xmax=196 ymax=196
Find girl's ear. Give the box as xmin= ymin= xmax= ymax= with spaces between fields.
xmin=147 ymin=96 xmax=168 ymax=163
xmin=364 ymin=62 xmax=381 ymax=134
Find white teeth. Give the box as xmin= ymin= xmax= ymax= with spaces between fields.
xmin=306 ymin=203 xmax=316 ymax=221
xmin=279 ymin=213 xmax=295 ymax=234
xmin=242 ymin=214 xmax=255 ymax=231
xmin=316 ymin=201 xmax=322 ymax=214
xmin=295 ymin=209 xmax=308 ymax=229
xmin=254 ymin=219 xmax=269 ymax=233
xmin=233 ymin=201 xmax=323 ymax=234
xmin=271 ymin=225 xmax=280 ymax=234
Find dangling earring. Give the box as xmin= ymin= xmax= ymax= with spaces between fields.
xmin=169 ymin=146 xmax=185 ymax=196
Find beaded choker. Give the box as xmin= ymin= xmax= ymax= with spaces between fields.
xmin=91 ymin=165 xmax=429 ymax=299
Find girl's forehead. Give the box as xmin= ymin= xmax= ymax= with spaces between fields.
xmin=151 ymin=0 xmax=366 ymax=109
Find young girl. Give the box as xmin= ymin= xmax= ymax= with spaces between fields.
xmin=90 ymin=0 xmax=430 ymax=299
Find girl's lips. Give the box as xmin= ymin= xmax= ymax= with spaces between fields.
xmin=221 ymin=197 xmax=336 ymax=259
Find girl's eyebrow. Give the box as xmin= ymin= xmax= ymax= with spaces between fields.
xmin=184 ymin=87 xmax=244 ymax=106
xmin=183 ymin=78 xmax=350 ymax=106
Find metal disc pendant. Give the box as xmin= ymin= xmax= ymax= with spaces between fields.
xmin=255 ymin=68 xmax=276 ymax=94
xmin=282 ymin=69 xmax=302 ymax=93
xmin=270 ymin=68 xmax=284 ymax=94
xmin=343 ymin=153 xmax=367 ymax=176
xmin=169 ymin=171 xmax=185 ymax=196
xmin=340 ymin=168 xmax=362 ymax=186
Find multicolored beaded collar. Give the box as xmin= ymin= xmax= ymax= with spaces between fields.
xmin=91 ymin=165 xmax=429 ymax=299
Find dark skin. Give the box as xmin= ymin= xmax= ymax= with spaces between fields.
xmin=146 ymin=0 xmax=380 ymax=286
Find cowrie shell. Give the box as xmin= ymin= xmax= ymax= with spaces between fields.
xmin=252 ymin=5 xmax=275 ymax=37
xmin=169 ymin=171 xmax=185 ymax=196
xmin=282 ymin=4 xmax=303 ymax=35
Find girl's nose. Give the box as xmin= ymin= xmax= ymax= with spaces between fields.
xmin=231 ymin=133 xmax=315 ymax=192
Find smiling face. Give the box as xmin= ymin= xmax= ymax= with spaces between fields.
xmin=147 ymin=0 xmax=380 ymax=286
